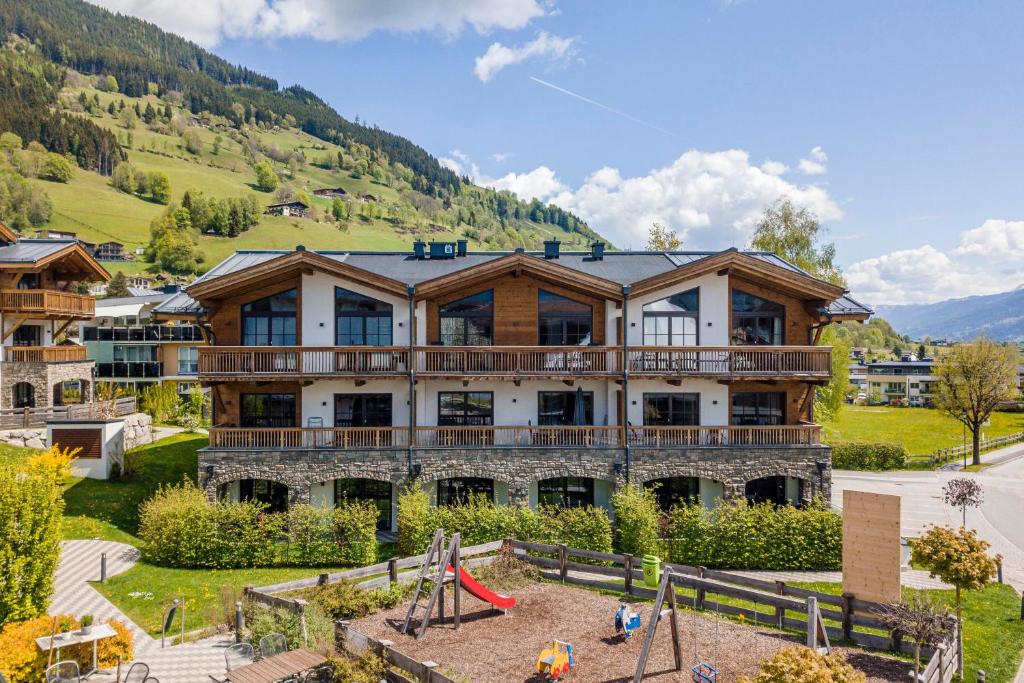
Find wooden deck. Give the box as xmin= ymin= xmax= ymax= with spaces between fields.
xmin=4 ymin=345 xmax=88 ymax=362
xmin=0 ymin=289 xmax=95 ymax=317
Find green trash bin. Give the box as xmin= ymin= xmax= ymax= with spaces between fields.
xmin=642 ymin=555 xmax=661 ymax=587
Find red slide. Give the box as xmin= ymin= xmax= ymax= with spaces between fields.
xmin=445 ymin=565 xmax=517 ymax=609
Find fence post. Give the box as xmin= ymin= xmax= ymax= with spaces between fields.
xmin=806 ymin=597 xmax=818 ymax=650
xmin=235 ymin=601 xmax=244 ymax=643
xmin=997 ymin=560 xmax=1003 ymax=584
xmin=774 ymin=581 xmax=786 ymax=629
xmin=422 ymin=660 xmax=438 ymax=683
xmin=558 ymin=544 xmax=568 ymax=583
xmin=696 ymin=567 xmax=707 ymax=611
xmin=100 ymin=552 xmax=107 ymax=583
xmin=937 ymin=643 xmax=948 ymax=683
xmin=841 ymin=592 xmax=854 ymax=640
xmin=624 ymin=555 xmax=633 ymax=596
xmin=295 ymin=599 xmax=308 ymax=648
xmin=388 ymin=557 xmax=399 ymax=587
xmin=977 ymin=670 xmax=986 ymax=683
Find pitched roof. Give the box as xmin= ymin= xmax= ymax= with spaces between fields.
xmin=0 ymin=239 xmax=79 ymax=263
xmin=0 ymin=238 xmax=110 ymax=281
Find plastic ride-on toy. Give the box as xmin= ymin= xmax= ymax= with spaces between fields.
xmin=614 ymin=602 xmax=642 ymax=640
xmin=536 ymin=640 xmax=574 ymax=681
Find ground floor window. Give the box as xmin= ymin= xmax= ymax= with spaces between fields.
xmin=54 ymin=379 xmax=84 ymax=406
xmin=237 ymin=479 xmax=289 ymax=513
xmin=745 ymin=475 xmax=802 ymax=506
xmin=645 ymin=476 xmax=699 ymax=511
xmin=335 ymin=478 xmax=392 ymax=531
xmin=537 ymin=476 xmax=594 ymax=508
xmin=12 ymin=381 xmax=35 ymax=408
xmin=240 ymin=393 xmax=296 ymax=428
xmin=731 ymin=392 xmax=785 ymax=426
xmin=538 ymin=391 xmax=593 ymax=425
xmin=437 ymin=477 xmax=494 ymax=506
xmin=643 ymin=393 xmax=699 ymax=426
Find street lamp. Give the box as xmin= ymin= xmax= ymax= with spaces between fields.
xmin=962 ymin=412 xmax=967 ymax=470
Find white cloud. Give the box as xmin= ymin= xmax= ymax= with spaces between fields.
xmin=89 ymin=0 xmax=546 ymax=46
xmin=760 ymin=159 xmax=788 ymax=175
xmin=492 ymin=152 xmax=511 ymax=163
xmin=797 ymin=145 xmax=828 ymax=175
xmin=487 ymin=166 xmax=568 ymax=202
xmin=473 ymin=31 xmax=577 ymax=82
xmin=438 ymin=148 xmax=472 ymax=176
xmin=847 ymin=219 xmax=1024 ymax=304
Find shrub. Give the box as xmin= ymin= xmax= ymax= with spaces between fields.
xmin=612 ymin=484 xmax=661 ymax=557
xmin=831 ymin=442 xmax=907 ymax=470
xmin=284 ymin=502 xmax=377 ymax=567
xmin=302 ymin=579 xmax=409 ymax=620
xmin=0 ymin=615 xmax=132 ymax=682
xmin=397 ymin=485 xmax=432 ymax=555
xmin=245 ymin=603 xmax=332 ymax=652
xmin=429 ymin=494 xmax=522 ymax=546
xmin=328 ymin=652 xmax=388 ymax=683
xmin=539 ymin=505 xmax=614 ymax=554
xmin=739 ymin=645 xmax=865 ymax=683
xmin=0 ymin=447 xmax=69 ymax=626
xmin=333 ymin=499 xmax=379 ymax=566
xmin=139 ymin=382 xmax=178 ymax=423
xmin=666 ymin=498 xmax=842 ymax=570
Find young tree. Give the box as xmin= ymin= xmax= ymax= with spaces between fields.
xmin=917 ymin=343 xmax=927 ymax=360
xmin=254 ymin=160 xmax=279 ymax=191
xmin=872 ymin=593 xmax=952 ymax=676
xmin=331 ymin=197 xmax=345 ymax=221
xmin=118 ymin=106 xmax=137 ymax=129
xmin=143 ymin=102 xmax=157 ymax=124
xmin=102 ymin=74 xmax=119 ymax=92
xmin=646 ymin=222 xmax=681 ymax=250
xmin=105 ymin=271 xmax=130 ymax=298
xmin=933 ymin=339 xmax=1019 ymax=465
xmin=750 ymin=198 xmax=844 ymax=286
xmin=146 ymin=171 xmax=171 ymax=204
xmin=182 ymin=129 xmax=202 ymax=154
xmin=943 ymin=479 xmax=983 ymax=528
xmin=911 ymin=525 xmax=1000 ymax=677
xmin=40 ymin=153 xmax=73 ymax=183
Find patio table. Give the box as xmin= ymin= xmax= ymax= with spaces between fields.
xmin=35 ymin=624 xmax=118 ymax=678
xmin=225 ymin=649 xmax=328 ymax=683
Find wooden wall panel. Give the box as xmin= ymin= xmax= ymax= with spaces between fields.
xmin=842 ymin=490 xmax=901 ymax=604
xmin=52 ymin=428 xmax=102 ymax=459
xmin=206 ymin=276 xmax=301 ymax=346
xmin=424 ymin=274 xmax=606 ymax=346
xmin=730 ymin=276 xmax=818 ymax=346
xmin=728 ymin=381 xmax=811 ymax=424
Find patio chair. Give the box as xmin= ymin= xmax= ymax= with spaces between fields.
xmin=142 ymin=678 xmax=160 ymax=683
xmin=44 ymin=661 xmax=80 ymax=683
xmin=259 ymin=632 xmax=288 ymax=658
xmin=225 ymin=642 xmax=255 ymax=671
xmin=123 ymin=662 xmax=150 ymax=683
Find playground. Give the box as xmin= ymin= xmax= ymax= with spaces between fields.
xmin=351 ymin=580 xmax=911 ymax=682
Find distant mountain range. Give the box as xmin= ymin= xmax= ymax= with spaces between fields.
xmin=875 ymin=287 xmax=1024 ymax=341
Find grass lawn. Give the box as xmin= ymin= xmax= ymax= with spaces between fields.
xmin=822 ymin=405 xmax=1024 ymax=455
xmin=62 ymin=433 xmax=204 ymax=543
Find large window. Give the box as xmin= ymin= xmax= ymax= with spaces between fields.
xmin=240 ymin=393 xmax=296 ymax=428
xmin=438 ymin=391 xmax=493 ymax=426
xmin=645 ymin=477 xmax=700 ymax=511
xmin=178 ymin=346 xmax=199 ymax=375
xmin=335 ymin=287 xmax=392 ymax=346
xmin=439 ymin=290 xmax=493 ymax=346
xmin=237 ymin=479 xmax=289 ymax=513
xmin=538 ymin=290 xmax=592 ymax=346
xmin=643 ymin=288 xmax=698 ymax=346
xmin=334 ymin=394 xmax=392 ymax=427
xmin=12 ymin=325 xmax=41 ymax=347
xmin=335 ymin=479 xmax=392 ymax=531
xmin=732 ymin=290 xmax=784 ymax=345
xmin=537 ymin=477 xmax=594 ymax=508
xmin=242 ymin=289 xmax=297 ymax=346
xmin=731 ymin=392 xmax=785 ymax=426
xmin=643 ymin=393 xmax=700 ymax=426
xmin=12 ymin=382 xmax=34 ymax=408
xmin=538 ymin=391 xmax=594 ymax=425
xmin=437 ymin=478 xmax=494 ymax=506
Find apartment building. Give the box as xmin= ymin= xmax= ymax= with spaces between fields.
xmin=866 ymin=359 xmax=936 ymax=406
xmin=184 ymin=241 xmax=870 ymax=528
xmin=0 ymin=222 xmax=109 ymax=409
xmin=80 ymin=289 xmax=206 ymax=397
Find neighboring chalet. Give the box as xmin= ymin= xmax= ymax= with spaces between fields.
xmin=177 ymin=239 xmax=871 ymax=525
xmin=35 ymin=229 xmax=78 ymax=240
xmin=95 ymin=241 xmax=130 ymax=261
xmin=313 ymin=187 xmax=347 ymax=198
xmin=265 ymin=201 xmax=310 ymax=218
xmin=0 ymin=222 xmax=110 ymax=409
xmin=358 ymin=193 xmax=379 ymax=203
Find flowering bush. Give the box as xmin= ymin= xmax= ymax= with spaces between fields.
xmin=739 ymin=646 xmax=865 ymax=683
xmin=0 ymin=615 xmax=132 ymax=682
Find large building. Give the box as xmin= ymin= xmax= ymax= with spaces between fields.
xmin=0 ymin=222 xmax=109 ymax=409
xmin=866 ymin=359 xmax=936 ymax=406
xmin=180 ymin=241 xmax=870 ymax=528
xmin=79 ymin=289 xmax=206 ymax=397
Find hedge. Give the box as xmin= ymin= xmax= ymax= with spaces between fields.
xmin=138 ymin=482 xmax=378 ymax=568
xmin=612 ymin=484 xmax=661 ymax=557
xmin=831 ymin=441 xmax=907 ymax=470
xmin=665 ymin=498 xmax=842 ymax=570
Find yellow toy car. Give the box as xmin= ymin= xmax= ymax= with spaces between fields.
xmin=536 ymin=640 xmax=574 ymax=681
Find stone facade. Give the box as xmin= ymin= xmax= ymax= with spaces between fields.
xmin=0 ymin=360 xmax=94 ymax=409
xmin=0 ymin=426 xmax=47 ymax=449
xmin=1 ymin=411 xmax=152 ymax=454
xmin=199 ymin=444 xmax=831 ymax=506
xmin=122 ymin=412 xmax=154 ymax=451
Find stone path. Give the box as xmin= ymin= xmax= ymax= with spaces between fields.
xmin=50 ymin=540 xmax=233 ymax=683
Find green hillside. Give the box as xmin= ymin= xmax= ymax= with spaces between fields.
xmin=0 ymin=0 xmax=606 ymax=279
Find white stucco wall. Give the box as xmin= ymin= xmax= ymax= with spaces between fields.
xmin=300 ymin=271 xmax=410 ymax=346
xmin=48 ymin=419 xmax=125 ymax=480
xmin=622 ymin=271 xmax=731 ymax=347
xmin=414 ymin=378 xmax=611 ymax=426
xmin=302 ymin=379 xmax=410 ymax=427
xmin=1 ymin=317 xmax=59 ymax=348
xmin=625 ymin=378 xmax=728 ymax=426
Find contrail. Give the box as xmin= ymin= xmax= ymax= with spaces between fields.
xmin=529 ymin=76 xmax=677 ymax=138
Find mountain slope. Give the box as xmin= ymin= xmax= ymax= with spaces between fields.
xmin=875 ymin=287 xmax=1024 ymax=341
xmin=0 ymin=0 xmax=606 ymax=277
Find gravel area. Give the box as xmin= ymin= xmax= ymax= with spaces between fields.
xmin=351 ymin=582 xmax=911 ymax=682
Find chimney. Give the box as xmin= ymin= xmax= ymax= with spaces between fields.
xmin=413 ymin=241 xmax=426 ymax=260
xmin=590 ymin=241 xmax=605 ymax=260
xmin=543 ymin=240 xmax=561 ymax=259
xmin=456 ymin=239 xmax=468 ymax=257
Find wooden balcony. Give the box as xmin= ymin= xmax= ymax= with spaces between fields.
xmin=206 ymin=423 xmax=822 ymax=449
xmin=629 ymin=424 xmax=822 ymax=447
xmin=629 ymin=346 xmax=832 ymax=380
xmin=198 ymin=347 xmax=410 ymax=380
xmin=208 ymin=427 xmax=410 ymax=449
xmin=0 ymin=289 xmax=95 ymax=318
xmin=415 ymin=346 xmax=621 ymax=379
xmin=4 ymin=346 xmax=88 ymax=363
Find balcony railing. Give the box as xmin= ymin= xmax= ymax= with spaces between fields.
xmin=4 ymin=346 xmax=88 ymax=362
xmin=628 ymin=424 xmax=822 ymax=447
xmin=415 ymin=346 xmax=621 ymax=377
xmin=198 ymin=347 xmax=409 ymax=379
xmin=205 ymin=424 xmax=822 ymax=449
xmin=0 ymin=289 xmax=95 ymax=317
xmin=629 ymin=346 xmax=831 ymax=379
xmin=95 ymin=361 xmax=162 ymax=378
xmin=209 ymin=427 xmax=410 ymax=449
xmin=82 ymin=324 xmax=203 ymax=343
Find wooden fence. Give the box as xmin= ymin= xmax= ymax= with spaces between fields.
xmin=0 ymin=397 xmax=137 ymax=428
xmin=908 ymin=430 xmax=1024 ymax=467
xmin=339 ymin=622 xmax=459 ymax=683
xmin=917 ymin=636 xmax=959 ymax=683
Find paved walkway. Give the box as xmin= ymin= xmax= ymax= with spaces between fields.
xmin=50 ymin=540 xmax=233 ymax=683
xmin=731 ymin=568 xmax=951 ymax=590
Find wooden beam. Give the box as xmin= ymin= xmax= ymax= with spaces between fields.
xmin=798 ymin=385 xmax=815 ymax=420
xmin=53 ymin=318 xmax=75 ymax=340
xmin=666 ymin=379 xmax=682 ymax=386
xmin=811 ymin=325 xmax=825 ymax=345
xmin=1 ymin=316 xmax=28 ymax=342
xmin=562 ymin=379 xmax=575 ymax=387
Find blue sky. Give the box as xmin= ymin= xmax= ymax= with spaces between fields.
xmin=93 ymin=0 xmax=1024 ymax=304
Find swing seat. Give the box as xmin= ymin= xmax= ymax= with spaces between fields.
xmin=691 ymin=662 xmax=718 ymax=683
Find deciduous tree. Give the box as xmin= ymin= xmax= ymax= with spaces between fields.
xmin=646 ymin=222 xmax=681 ymax=250
xmin=943 ymin=479 xmax=983 ymax=528
xmin=749 ymin=197 xmax=844 ymax=286
xmin=872 ymin=593 xmax=952 ymax=676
